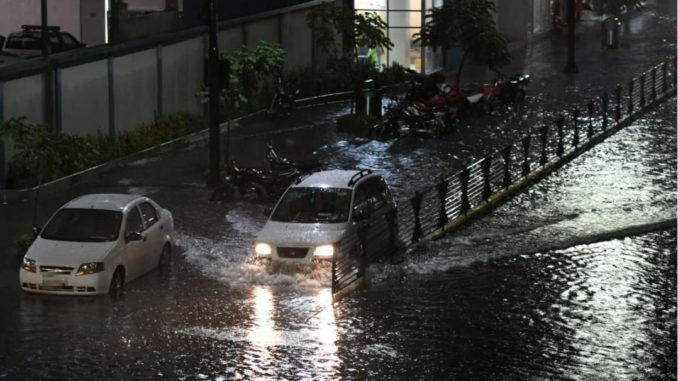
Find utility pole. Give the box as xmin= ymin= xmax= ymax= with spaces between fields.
xmin=564 ymin=0 xmax=579 ymax=73
xmin=40 ymin=0 xmax=48 ymax=55
xmin=207 ymin=0 xmax=221 ymax=187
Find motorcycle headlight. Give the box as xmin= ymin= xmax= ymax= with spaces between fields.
xmin=254 ymin=243 xmax=272 ymax=256
xmin=22 ymin=257 xmax=36 ymax=273
xmin=75 ymin=262 xmax=104 ymax=276
xmin=313 ymin=244 xmax=334 ymax=258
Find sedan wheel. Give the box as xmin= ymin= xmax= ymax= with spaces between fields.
xmin=109 ymin=268 xmax=125 ymax=299
xmin=158 ymin=244 xmax=172 ymax=269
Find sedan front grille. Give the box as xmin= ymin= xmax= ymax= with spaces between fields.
xmin=277 ymin=247 xmax=309 ymax=259
xmin=40 ymin=266 xmax=74 ymax=275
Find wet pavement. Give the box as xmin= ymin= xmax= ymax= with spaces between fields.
xmin=0 ymin=1 xmax=676 ymax=379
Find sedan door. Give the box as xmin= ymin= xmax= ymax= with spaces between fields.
xmin=138 ymin=201 xmax=164 ymax=273
xmin=122 ymin=206 xmax=146 ymax=282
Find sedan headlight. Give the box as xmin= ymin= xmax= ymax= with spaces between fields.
xmin=75 ymin=262 xmax=104 ymax=276
xmin=254 ymin=243 xmax=272 ymax=256
xmin=22 ymin=257 xmax=36 ymax=273
xmin=313 ymin=244 xmax=334 ymax=258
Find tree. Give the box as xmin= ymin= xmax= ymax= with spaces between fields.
xmin=415 ymin=0 xmax=510 ymax=86
xmin=593 ymin=0 xmax=643 ymax=17
xmin=306 ymin=3 xmax=393 ymax=60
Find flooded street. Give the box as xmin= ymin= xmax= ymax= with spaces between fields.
xmin=0 ymin=95 xmax=674 ymax=379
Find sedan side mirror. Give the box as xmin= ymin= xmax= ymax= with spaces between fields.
xmin=125 ymin=232 xmax=143 ymax=242
xmin=263 ymin=207 xmax=272 ymax=217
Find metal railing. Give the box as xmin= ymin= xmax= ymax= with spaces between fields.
xmin=332 ymin=56 xmax=677 ymax=296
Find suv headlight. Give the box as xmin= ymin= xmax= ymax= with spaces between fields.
xmin=22 ymin=257 xmax=36 ymax=273
xmin=254 ymin=243 xmax=272 ymax=256
xmin=75 ymin=262 xmax=104 ymax=276
xmin=313 ymin=244 xmax=334 ymax=258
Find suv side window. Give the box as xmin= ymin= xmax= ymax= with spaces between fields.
xmin=139 ymin=202 xmax=158 ymax=228
xmin=125 ymin=207 xmax=144 ymax=235
xmin=353 ymin=182 xmax=371 ymax=213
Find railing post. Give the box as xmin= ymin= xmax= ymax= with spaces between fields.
xmin=459 ymin=168 xmax=471 ymax=214
xmin=331 ymin=248 xmax=338 ymax=292
xmin=410 ymin=191 xmax=423 ymax=243
xmin=502 ymin=145 xmax=511 ymax=188
xmin=651 ymin=66 xmax=657 ymax=101
xmin=436 ymin=180 xmax=448 ymax=229
xmin=482 ymin=156 xmax=492 ymax=200
xmin=557 ymin=116 xmax=565 ymax=157
xmin=521 ymin=135 xmax=531 ymax=177
xmin=663 ymin=62 xmax=668 ymax=94
xmin=539 ymin=126 xmax=548 ymax=165
xmin=615 ymin=84 xmax=622 ymax=122
xmin=357 ymin=223 xmax=369 ymax=276
xmin=674 ymin=55 xmax=677 ymax=87
xmin=572 ymin=108 xmax=580 ymax=147
xmin=628 ymin=79 xmax=634 ymax=116
xmin=639 ymin=73 xmax=646 ymax=108
xmin=386 ymin=208 xmax=397 ymax=261
xmin=601 ymin=93 xmax=609 ymax=131
xmin=587 ymin=100 xmax=594 ymax=138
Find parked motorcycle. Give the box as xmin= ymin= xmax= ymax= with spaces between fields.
xmin=482 ymin=73 xmax=530 ymax=104
xmin=371 ymin=99 xmax=451 ymax=139
xmin=211 ymin=161 xmax=301 ymax=202
xmin=266 ymin=144 xmax=322 ymax=174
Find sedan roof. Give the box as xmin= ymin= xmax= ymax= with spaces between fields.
xmin=64 ymin=193 xmax=143 ymax=211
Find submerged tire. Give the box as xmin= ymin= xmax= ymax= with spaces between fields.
xmin=109 ymin=267 xmax=125 ymax=299
xmin=158 ymin=244 xmax=172 ymax=269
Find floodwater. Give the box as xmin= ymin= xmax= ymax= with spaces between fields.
xmin=0 ymin=94 xmax=674 ymax=379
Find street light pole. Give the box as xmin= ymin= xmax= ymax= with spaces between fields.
xmin=564 ymin=0 xmax=579 ymax=73
xmin=207 ymin=0 xmax=221 ymax=187
xmin=41 ymin=0 xmax=48 ymax=56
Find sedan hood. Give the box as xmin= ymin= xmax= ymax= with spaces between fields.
xmin=26 ymin=238 xmax=118 ymax=267
xmin=255 ymin=221 xmax=348 ymax=247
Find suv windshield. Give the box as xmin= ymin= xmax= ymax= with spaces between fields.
xmin=271 ymin=187 xmax=351 ymax=223
xmin=41 ymin=208 xmax=123 ymax=242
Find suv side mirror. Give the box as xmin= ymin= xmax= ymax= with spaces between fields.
xmin=263 ymin=207 xmax=272 ymax=217
xmin=125 ymin=232 xmax=143 ymax=242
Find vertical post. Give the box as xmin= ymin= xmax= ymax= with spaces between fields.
xmin=156 ymin=45 xmax=164 ymax=115
xmin=459 ymin=168 xmax=471 ymax=214
xmin=663 ymin=62 xmax=668 ymax=94
xmin=572 ymin=108 xmax=579 ymax=147
xmin=107 ymin=57 xmax=115 ymax=138
xmin=207 ymin=0 xmax=221 ymax=187
xmin=587 ymin=100 xmax=594 ymax=138
xmin=54 ymin=68 xmax=62 ymax=134
xmin=601 ymin=93 xmax=609 ymax=131
xmin=502 ymin=145 xmax=511 ymax=188
xmin=331 ymin=247 xmax=337 ymax=292
xmin=557 ymin=116 xmax=564 ymax=157
xmin=615 ymin=84 xmax=622 ymax=122
xmin=386 ymin=208 xmax=397 ymax=260
xmin=357 ymin=223 xmax=369 ymax=276
xmin=563 ymin=0 xmax=578 ymax=73
xmin=627 ymin=79 xmax=634 ymax=116
xmin=639 ymin=74 xmax=646 ymax=108
xmin=539 ymin=126 xmax=548 ymax=165
xmin=521 ymin=136 xmax=531 ymax=177
xmin=674 ymin=55 xmax=677 ymax=87
xmin=436 ymin=180 xmax=448 ymax=228
xmin=410 ymin=191 xmax=423 ymax=243
xmin=482 ymin=156 xmax=492 ymax=200
xmin=0 ymin=81 xmax=4 ymax=123
xmin=651 ymin=66 xmax=657 ymax=101
xmin=41 ymin=0 xmax=49 ymax=56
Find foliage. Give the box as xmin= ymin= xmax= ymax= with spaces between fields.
xmin=1 ymin=117 xmax=99 ymax=188
xmin=16 ymin=233 xmax=36 ymax=259
xmin=1 ymin=113 xmax=204 ymax=189
xmin=415 ymin=0 xmax=510 ymax=86
xmin=336 ymin=114 xmax=380 ymax=135
xmin=592 ymin=0 xmax=643 ymax=17
xmin=306 ymin=3 xmax=393 ymax=58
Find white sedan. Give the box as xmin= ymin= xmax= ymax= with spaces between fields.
xmin=19 ymin=193 xmax=175 ymax=296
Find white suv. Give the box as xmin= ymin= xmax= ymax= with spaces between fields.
xmin=253 ymin=169 xmax=397 ymax=264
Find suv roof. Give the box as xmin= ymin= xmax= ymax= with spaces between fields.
xmin=293 ymin=169 xmax=374 ymax=189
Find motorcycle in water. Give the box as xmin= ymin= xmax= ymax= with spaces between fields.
xmin=211 ymin=161 xmax=301 ymax=202
xmin=265 ymin=144 xmax=322 ymax=174
xmin=482 ymin=73 xmax=530 ymax=105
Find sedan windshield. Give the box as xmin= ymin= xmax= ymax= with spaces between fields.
xmin=271 ymin=187 xmax=350 ymax=223
xmin=41 ymin=208 xmax=123 ymax=242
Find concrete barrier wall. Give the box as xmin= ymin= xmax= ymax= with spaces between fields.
xmin=162 ymin=36 xmax=204 ymax=116
xmin=114 ymin=49 xmax=158 ymax=133
xmin=60 ymin=60 xmax=109 ymax=136
xmin=0 ymin=1 xmax=321 ymax=141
